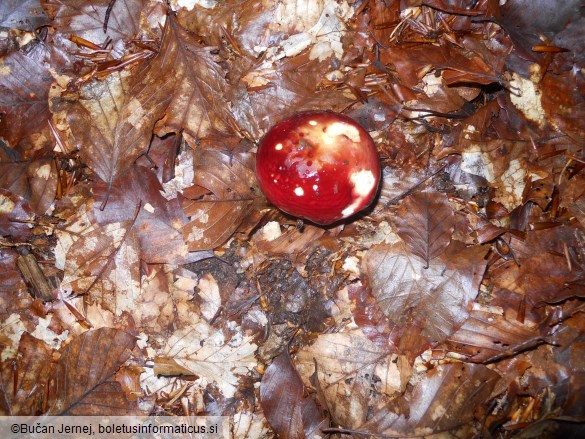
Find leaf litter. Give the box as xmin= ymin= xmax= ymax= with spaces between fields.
xmin=0 ymin=0 xmax=584 ymax=437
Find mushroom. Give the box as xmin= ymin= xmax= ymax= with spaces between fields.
xmin=255 ymin=111 xmax=381 ymax=225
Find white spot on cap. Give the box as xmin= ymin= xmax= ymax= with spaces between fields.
xmin=325 ymin=122 xmax=361 ymax=143
xmin=294 ymin=187 xmax=304 ymax=196
xmin=308 ymin=120 xmax=318 ymax=126
xmin=312 ymin=184 xmax=318 ymax=191
xmin=275 ymin=143 xmax=283 ymax=150
xmin=341 ymin=170 xmax=376 ymax=218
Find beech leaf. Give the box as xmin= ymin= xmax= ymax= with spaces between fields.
xmin=42 ymin=0 xmax=144 ymax=43
xmin=49 ymin=328 xmax=137 ymax=415
xmin=182 ymin=149 xmax=259 ymax=251
xmin=0 ymin=52 xmax=51 ymax=146
xmin=362 ymin=243 xmax=487 ymax=357
xmin=260 ymin=351 xmax=326 ymax=439
xmin=394 ymin=188 xmax=455 ymax=267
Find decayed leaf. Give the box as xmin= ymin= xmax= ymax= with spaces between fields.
xmin=0 ymin=189 xmax=35 ymax=241
xmin=260 ymin=351 xmax=326 ymax=439
xmin=490 ymin=226 xmax=585 ymax=304
xmin=362 ymin=242 xmax=487 ymax=357
xmin=394 ymin=188 xmax=455 ymax=267
xmin=230 ymin=53 xmax=353 ymax=140
xmin=59 ymin=206 xmax=141 ymax=314
xmin=359 ymin=363 xmax=500 ymax=437
xmin=92 ymin=166 xmax=188 ymax=264
xmin=295 ymin=330 xmax=409 ymax=428
xmin=143 ymin=15 xmax=236 ymax=143
xmin=49 ymin=327 xmax=138 ymax=415
xmin=0 ymin=332 xmax=53 ymax=415
xmin=447 ymin=308 xmax=544 ymax=363
xmin=42 ymin=0 xmax=144 ymax=43
xmin=182 ymin=149 xmax=259 ymax=251
xmin=0 ymin=0 xmax=50 ymax=31
xmin=65 ymin=70 xmax=169 ymax=190
xmin=156 ymin=322 xmax=257 ymax=398
xmin=0 ymin=51 xmax=51 ymax=146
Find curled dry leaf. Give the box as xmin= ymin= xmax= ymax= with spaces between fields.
xmin=394 ymin=188 xmax=455 ymax=267
xmin=362 ymin=242 xmax=487 ymax=357
xmin=49 ymin=327 xmax=138 ymax=415
xmin=260 ymin=351 xmax=327 ymax=439
xmin=182 ymin=149 xmax=259 ymax=251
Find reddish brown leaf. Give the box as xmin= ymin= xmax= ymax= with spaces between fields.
xmin=0 ymin=51 xmax=51 ymax=147
xmin=362 ymin=242 xmax=487 ymax=357
xmin=65 ymin=70 xmax=169 ymax=189
xmin=143 ymin=15 xmax=237 ymax=144
xmin=260 ymin=351 xmax=326 ymax=439
xmin=446 ymin=309 xmax=544 ymax=362
xmin=0 ymin=333 xmax=53 ymax=416
xmin=1 ymin=0 xmax=50 ymax=31
xmin=394 ymin=188 xmax=455 ymax=267
xmin=182 ymin=149 xmax=259 ymax=251
xmin=49 ymin=328 xmax=137 ymax=415
xmin=42 ymin=0 xmax=144 ymax=43
xmin=359 ymin=363 xmax=500 ymax=436
xmin=490 ymin=226 xmax=585 ymax=304
xmin=0 ymin=189 xmax=34 ymax=241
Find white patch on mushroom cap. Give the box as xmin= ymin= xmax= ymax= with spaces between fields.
xmin=341 ymin=170 xmax=376 ymax=218
xmin=325 ymin=122 xmax=361 ymax=143
xmin=294 ymin=187 xmax=304 ymax=196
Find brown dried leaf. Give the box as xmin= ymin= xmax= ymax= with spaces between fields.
xmin=92 ymin=166 xmax=188 ymax=264
xmin=146 ymin=16 xmax=236 ymax=143
xmin=362 ymin=242 xmax=487 ymax=357
xmin=182 ymin=149 xmax=259 ymax=251
xmin=59 ymin=206 xmax=142 ymax=314
xmin=260 ymin=351 xmax=326 ymax=439
xmin=42 ymin=0 xmax=144 ymax=43
xmin=0 ymin=333 xmax=53 ymax=415
xmin=230 ymin=53 xmax=353 ymax=140
xmin=394 ymin=188 xmax=455 ymax=267
xmin=446 ymin=309 xmax=544 ymax=363
xmin=296 ymin=331 xmax=408 ymax=429
xmin=65 ymin=71 xmax=170 ymax=189
xmin=359 ymin=363 xmax=500 ymax=436
xmin=0 ymin=189 xmax=34 ymax=241
xmin=490 ymin=226 xmax=585 ymax=304
xmin=0 ymin=51 xmax=51 ymax=147
xmin=49 ymin=327 xmax=137 ymax=415
xmin=0 ymin=0 xmax=50 ymax=31
xmin=157 ymin=323 xmax=257 ymax=398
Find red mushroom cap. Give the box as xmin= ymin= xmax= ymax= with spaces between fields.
xmin=255 ymin=111 xmax=381 ymax=225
